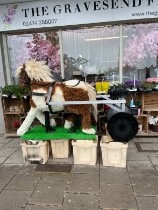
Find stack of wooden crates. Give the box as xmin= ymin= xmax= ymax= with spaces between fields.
xmin=1 ymin=96 xmax=30 ymax=137
xmin=128 ymin=92 xmax=158 ymax=135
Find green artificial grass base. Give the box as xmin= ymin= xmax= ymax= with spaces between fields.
xmin=20 ymin=125 xmax=96 ymax=141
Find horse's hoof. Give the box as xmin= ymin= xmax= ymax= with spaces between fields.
xmin=82 ymin=128 xmax=96 ymax=135
xmin=17 ymin=129 xmax=25 ymax=136
xmin=64 ymin=120 xmax=73 ymax=129
xmin=46 ymin=127 xmax=56 ymax=133
xmin=69 ymin=126 xmax=77 ymax=133
xmin=50 ymin=119 xmax=56 ymax=127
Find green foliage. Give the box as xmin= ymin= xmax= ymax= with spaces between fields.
xmin=1 ymin=85 xmax=30 ymax=98
xmin=109 ymin=83 xmax=125 ymax=91
xmin=140 ymin=81 xmax=155 ymax=90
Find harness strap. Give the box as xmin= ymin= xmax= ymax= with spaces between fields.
xmin=73 ymin=80 xmax=80 ymax=87
xmin=32 ymin=92 xmax=47 ymax=96
xmin=46 ymin=82 xmax=56 ymax=114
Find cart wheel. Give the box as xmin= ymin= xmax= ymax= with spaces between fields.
xmin=107 ymin=112 xmax=138 ymax=142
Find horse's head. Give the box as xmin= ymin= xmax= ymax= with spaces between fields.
xmin=16 ymin=59 xmax=53 ymax=87
xmin=16 ymin=63 xmax=31 ymax=88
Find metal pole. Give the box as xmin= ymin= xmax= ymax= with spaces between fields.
xmin=119 ymin=25 xmax=123 ymax=83
xmin=58 ymin=30 xmax=64 ymax=80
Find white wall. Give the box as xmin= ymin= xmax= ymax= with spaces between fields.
xmin=0 ymin=36 xmax=6 ymax=134
xmin=0 ymin=0 xmax=33 ymax=4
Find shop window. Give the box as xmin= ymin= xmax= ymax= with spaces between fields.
xmin=62 ymin=26 xmax=120 ymax=82
xmin=7 ymin=31 xmax=61 ymax=84
xmin=123 ymin=23 xmax=158 ymax=82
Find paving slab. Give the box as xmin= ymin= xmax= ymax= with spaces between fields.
xmin=135 ymin=137 xmax=158 ymax=143
xmin=0 ymin=137 xmax=13 ymax=144
xmin=68 ymin=173 xmax=99 ymax=194
xmin=102 ymin=209 xmax=137 ymax=210
xmin=73 ymin=165 xmax=99 ymax=174
xmin=33 ymin=172 xmax=71 ymax=182
xmin=127 ymin=161 xmax=157 ymax=175
xmin=139 ymin=143 xmax=158 ymax=151
xmin=0 ymin=156 xmax=7 ymax=164
xmin=0 ymin=190 xmax=32 ymax=210
xmin=136 ymin=196 xmax=158 ymax=210
xmin=21 ymin=164 xmax=37 ymax=172
xmin=100 ymin=167 xmax=130 ymax=185
xmin=3 ymin=139 xmax=21 ymax=148
xmin=63 ymin=192 xmax=99 ymax=210
xmin=0 ymin=178 xmax=11 ymax=191
xmin=128 ymin=141 xmax=135 ymax=149
xmin=0 ymin=165 xmax=21 ymax=179
xmin=148 ymin=155 xmax=158 ymax=166
xmin=4 ymin=149 xmax=24 ymax=164
xmin=0 ymin=147 xmax=18 ymax=157
xmin=29 ymin=174 xmax=69 ymax=206
xmin=0 ymin=144 xmax=5 ymax=148
xmin=100 ymin=183 xmax=137 ymax=209
xmin=130 ymin=174 xmax=158 ymax=196
xmin=127 ymin=149 xmax=149 ymax=161
xmin=155 ymin=165 xmax=158 ymax=173
xmin=25 ymin=204 xmax=62 ymax=210
xmin=5 ymin=170 xmax=41 ymax=191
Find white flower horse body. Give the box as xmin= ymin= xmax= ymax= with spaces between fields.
xmin=16 ymin=60 xmax=97 ymax=136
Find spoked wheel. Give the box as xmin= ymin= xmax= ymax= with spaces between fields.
xmin=107 ymin=112 xmax=138 ymax=142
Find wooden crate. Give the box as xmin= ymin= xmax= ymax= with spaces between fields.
xmin=136 ymin=115 xmax=148 ymax=133
xmin=142 ymin=92 xmax=158 ymax=112
xmin=1 ymin=96 xmax=30 ymax=136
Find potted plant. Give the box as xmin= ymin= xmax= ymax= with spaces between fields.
xmin=138 ymin=81 xmax=155 ymax=92
xmin=1 ymin=85 xmax=13 ymax=97
xmin=124 ymin=79 xmax=141 ymax=91
xmin=1 ymin=85 xmax=30 ymax=98
xmin=148 ymin=115 xmax=158 ymax=132
xmin=108 ymin=83 xmax=128 ymax=99
xmin=146 ymin=78 xmax=158 ymax=90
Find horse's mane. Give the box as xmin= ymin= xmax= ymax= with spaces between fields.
xmin=16 ymin=59 xmax=53 ymax=82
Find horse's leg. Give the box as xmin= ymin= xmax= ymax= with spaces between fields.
xmin=17 ymin=107 xmax=39 ymax=136
xmin=64 ymin=113 xmax=81 ymax=133
xmin=64 ymin=114 xmax=74 ymax=129
xmin=81 ymin=110 xmax=96 ymax=134
xmin=36 ymin=112 xmax=56 ymax=127
xmin=43 ymin=111 xmax=56 ymax=132
xmin=66 ymin=105 xmax=96 ymax=135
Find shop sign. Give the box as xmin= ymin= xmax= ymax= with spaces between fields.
xmin=0 ymin=0 xmax=158 ymax=31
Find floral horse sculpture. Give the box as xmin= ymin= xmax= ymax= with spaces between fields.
xmin=16 ymin=59 xmax=97 ymax=136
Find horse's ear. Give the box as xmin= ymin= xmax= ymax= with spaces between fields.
xmin=16 ymin=65 xmax=23 ymax=78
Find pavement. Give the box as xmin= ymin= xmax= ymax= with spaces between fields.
xmin=0 ymin=134 xmax=158 ymax=210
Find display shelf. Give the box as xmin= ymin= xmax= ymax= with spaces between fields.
xmin=4 ymin=132 xmax=19 ymax=138
xmin=136 ymin=115 xmax=148 ymax=133
xmin=3 ymin=112 xmax=25 ymax=115
xmin=1 ymin=96 xmax=30 ymax=137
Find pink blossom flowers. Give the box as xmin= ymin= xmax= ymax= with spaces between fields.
xmin=26 ymin=33 xmax=61 ymax=74
xmin=123 ymin=23 xmax=158 ymax=68
xmin=146 ymin=78 xmax=158 ymax=83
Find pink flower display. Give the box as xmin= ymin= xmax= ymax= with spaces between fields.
xmin=26 ymin=33 xmax=61 ymax=74
xmin=146 ymin=78 xmax=158 ymax=83
xmin=123 ymin=23 xmax=158 ymax=68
